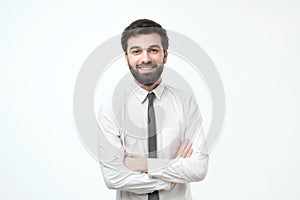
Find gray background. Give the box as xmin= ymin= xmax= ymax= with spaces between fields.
xmin=1 ymin=0 xmax=299 ymax=199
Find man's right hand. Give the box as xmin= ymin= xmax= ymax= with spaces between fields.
xmin=175 ymin=139 xmax=193 ymax=158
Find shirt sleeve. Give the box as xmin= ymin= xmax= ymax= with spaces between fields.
xmin=97 ymin=102 xmax=172 ymax=194
xmin=147 ymin=95 xmax=209 ymax=183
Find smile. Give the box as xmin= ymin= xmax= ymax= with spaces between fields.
xmin=138 ymin=66 xmax=154 ymax=70
xmin=137 ymin=64 xmax=158 ymax=71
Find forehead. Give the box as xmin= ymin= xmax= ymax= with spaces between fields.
xmin=127 ymin=33 xmax=162 ymax=49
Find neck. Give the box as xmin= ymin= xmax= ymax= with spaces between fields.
xmin=135 ymin=77 xmax=162 ymax=92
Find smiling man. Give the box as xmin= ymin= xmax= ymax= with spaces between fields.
xmin=98 ymin=19 xmax=209 ymax=200
xmin=126 ymin=33 xmax=166 ymax=88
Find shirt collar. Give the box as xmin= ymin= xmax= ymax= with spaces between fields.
xmin=133 ymin=81 xmax=165 ymax=104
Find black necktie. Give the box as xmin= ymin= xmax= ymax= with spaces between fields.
xmin=147 ymin=93 xmax=159 ymax=200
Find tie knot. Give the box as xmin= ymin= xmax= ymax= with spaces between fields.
xmin=147 ymin=92 xmax=156 ymax=104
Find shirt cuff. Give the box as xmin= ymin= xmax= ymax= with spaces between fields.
xmin=156 ymin=179 xmax=172 ymax=191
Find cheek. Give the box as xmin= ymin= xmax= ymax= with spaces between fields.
xmin=155 ymin=56 xmax=165 ymax=64
xmin=155 ymin=53 xmax=165 ymax=61
xmin=127 ymin=57 xmax=139 ymax=66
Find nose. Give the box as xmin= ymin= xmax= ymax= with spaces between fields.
xmin=141 ymin=50 xmax=151 ymax=63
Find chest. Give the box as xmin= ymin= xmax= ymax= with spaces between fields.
xmin=119 ymin=98 xmax=186 ymax=159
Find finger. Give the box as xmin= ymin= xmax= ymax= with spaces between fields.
xmin=124 ymin=157 xmax=131 ymax=168
xmin=185 ymin=148 xmax=193 ymax=158
xmin=176 ymin=140 xmax=189 ymax=157
xmin=182 ymin=142 xmax=193 ymax=157
xmin=176 ymin=140 xmax=187 ymax=157
xmin=181 ymin=141 xmax=192 ymax=157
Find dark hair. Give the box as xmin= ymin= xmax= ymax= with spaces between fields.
xmin=121 ymin=19 xmax=169 ymax=53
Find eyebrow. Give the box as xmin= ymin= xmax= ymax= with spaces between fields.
xmin=128 ymin=44 xmax=161 ymax=51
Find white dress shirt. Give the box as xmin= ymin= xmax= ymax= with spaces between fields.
xmin=97 ymin=81 xmax=209 ymax=200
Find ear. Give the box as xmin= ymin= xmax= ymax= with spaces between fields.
xmin=163 ymin=50 xmax=168 ymax=64
xmin=125 ymin=53 xmax=129 ymax=65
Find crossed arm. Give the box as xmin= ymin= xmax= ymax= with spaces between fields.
xmin=124 ymin=139 xmax=194 ymax=172
xmin=98 ymin=96 xmax=209 ymax=194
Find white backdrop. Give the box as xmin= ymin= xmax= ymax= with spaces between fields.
xmin=1 ymin=0 xmax=299 ymax=199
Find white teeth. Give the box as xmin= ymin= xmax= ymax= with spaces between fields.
xmin=139 ymin=66 xmax=152 ymax=70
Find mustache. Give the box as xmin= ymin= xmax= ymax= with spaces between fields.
xmin=136 ymin=63 xmax=158 ymax=69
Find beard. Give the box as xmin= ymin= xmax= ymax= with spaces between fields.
xmin=129 ymin=62 xmax=164 ymax=86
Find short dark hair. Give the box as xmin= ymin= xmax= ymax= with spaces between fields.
xmin=121 ymin=19 xmax=169 ymax=53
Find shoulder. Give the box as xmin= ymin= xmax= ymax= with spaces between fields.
xmin=163 ymin=84 xmax=195 ymax=102
xmin=163 ymin=84 xmax=200 ymax=113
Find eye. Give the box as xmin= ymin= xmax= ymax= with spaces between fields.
xmin=130 ymin=49 xmax=142 ymax=55
xmin=149 ymin=48 xmax=160 ymax=54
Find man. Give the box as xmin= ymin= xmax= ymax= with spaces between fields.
xmin=98 ymin=19 xmax=208 ymax=200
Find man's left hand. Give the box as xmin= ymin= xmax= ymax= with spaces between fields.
xmin=124 ymin=157 xmax=148 ymax=172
